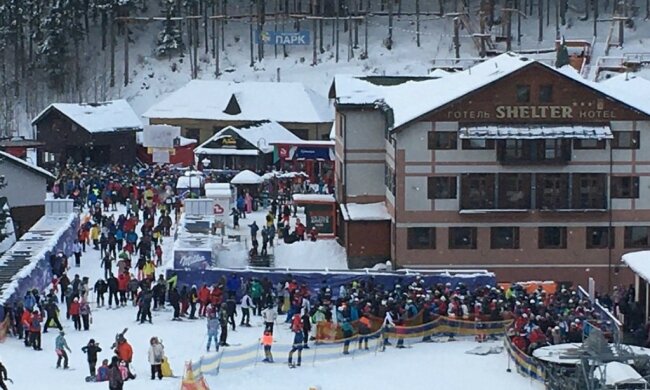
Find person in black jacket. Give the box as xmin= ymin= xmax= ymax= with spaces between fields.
xmin=169 ymin=287 xmax=181 ymax=321
xmin=226 ymin=295 xmax=237 ymax=331
xmin=94 ymin=279 xmax=107 ymax=307
xmin=219 ymin=303 xmax=229 ymax=347
xmin=81 ymin=339 xmax=102 ymax=377
xmin=107 ymin=274 xmax=119 ymax=308
xmin=0 ymin=359 xmax=8 ymax=390
xmin=43 ymin=298 xmax=63 ymax=333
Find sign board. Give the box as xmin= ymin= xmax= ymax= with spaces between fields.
xmin=173 ymin=249 xmax=213 ymax=270
xmin=152 ymin=149 xmax=170 ymax=164
xmin=257 ymin=31 xmax=311 ymax=45
xmin=221 ymin=136 xmax=237 ymax=149
xmin=142 ymin=125 xmax=181 ymax=148
xmin=305 ymin=204 xmax=334 ymax=234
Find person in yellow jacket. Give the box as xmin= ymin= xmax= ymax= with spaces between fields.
xmin=143 ymin=259 xmax=156 ymax=281
xmin=90 ymin=224 xmax=100 ymax=250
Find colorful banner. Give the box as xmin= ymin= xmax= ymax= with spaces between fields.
xmin=167 ymin=269 xmax=496 ymax=300
xmin=173 ymin=250 xmax=213 ymax=270
xmin=504 ymin=336 xmax=545 ymax=382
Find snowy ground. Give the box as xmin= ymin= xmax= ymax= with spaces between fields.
xmin=0 ymin=204 xmax=543 ymax=389
xmin=214 ymin=208 xmax=349 ymax=270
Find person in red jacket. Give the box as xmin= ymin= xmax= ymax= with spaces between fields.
xmin=210 ymin=285 xmax=222 ymax=308
xmin=117 ymin=272 xmax=130 ymax=307
xmin=115 ymin=336 xmax=136 ymax=380
xmin=22 ymin=309 xmax=33 ymax=347
xmin=29 ymin=309 xmax=43 ymax=350
xmin=527 ymin=326 xmax=547 ymax=354
xmin=198 ymin=285 xmax=210 ymax=317
xmin=295 ymin=219 xmax=306 ymax=241
xmin=70 ymin=298 xmax=81 ymax=330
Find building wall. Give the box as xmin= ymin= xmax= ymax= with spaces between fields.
xmin=334 ymin=108 xmax=387 ymax=203
xmin=10 ymin=205 xmax=45 ymax=238
xmin=36 ymin=110 xmax=137 ymax=165
xmin=0 ymin=161 xmax=47 ymax=208
xmin=345 ymin=220 xmax=391 ymax=268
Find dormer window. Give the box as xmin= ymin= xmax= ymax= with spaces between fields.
xmin=223 ymin=94 xmax=241 ymax=115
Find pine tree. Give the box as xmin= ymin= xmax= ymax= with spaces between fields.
xmin=156 ymin=0 xmax=184 ymax=58
xmin=555 ymin=37 xmax=570 ymax=68
xmin=40 ymin=1 xmax=68 ymax=92
xmin=0 ymin=174 xmax=8 ymax=243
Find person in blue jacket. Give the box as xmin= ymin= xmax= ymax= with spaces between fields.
xmin=226 ymin=274 xmax=240 ymax=298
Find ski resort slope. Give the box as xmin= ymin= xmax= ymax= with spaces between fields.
xmin=0 ymin=206 xmax=542 ymax=390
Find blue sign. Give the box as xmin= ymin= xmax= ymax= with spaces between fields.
xmin=173 ymin=249 xmax=213 ymax=270
xmin=294 ymin=146 xmax=332 ymax=160
xmin=257 ymin=31 xmax=311 ymax=45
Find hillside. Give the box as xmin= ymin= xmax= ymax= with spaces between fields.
xmin=3 ymin=0 xmax=650 ymax=137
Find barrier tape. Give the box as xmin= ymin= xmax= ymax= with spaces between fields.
xmin=189 ymin=316 xmax=514 ymax=379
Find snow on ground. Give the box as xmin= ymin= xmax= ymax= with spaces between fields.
xmin=1 ymin=204 xmax=540 ymax=390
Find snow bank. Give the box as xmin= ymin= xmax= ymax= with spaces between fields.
xmin=274 ymin=240 xmax=348 ymax=270
xmin=230 ymin=170 xmax=263 ymax=185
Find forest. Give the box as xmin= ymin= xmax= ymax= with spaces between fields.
xmin=0 ymin=0 xmax=646 ymax=136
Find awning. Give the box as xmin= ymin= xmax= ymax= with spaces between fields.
xmin=459 ymin=125 xmax=613 ymax=140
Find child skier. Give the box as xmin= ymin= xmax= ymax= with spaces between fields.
xmin=288 ymin=317 xmax=304 ymax=368
xmin=261 ymin=330 xmax=274 ymax=363
xmin=206 ymin=309 xmax=220 ymax=352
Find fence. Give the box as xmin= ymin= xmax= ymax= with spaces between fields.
xmin=504 ymin=335 xmax=546 ymax=383
xmin=188 ymin=315 xmax=513 ymax=380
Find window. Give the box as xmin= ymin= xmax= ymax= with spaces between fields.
xmin=185 ymin=128 xmax=201 ymax=142
xmin=625 ymin=226 xmax=650 ymax=248
xmin=407 ymin=228 xmax=436 ymax=250
xmin=611 ymin=176 xmax=639 ymax=198
xmin=491 ymin=227 xmax=520 ymax=249
xmin=539 ymin=84 xmax=553 ymax=103
xmin=498 ymin=173 xmax=531 ymax=209
xmin=516 ymin=84 xmax=531 ymax=103
xmin=460 ymin=173 xmax=495 ymax=209
xmin=574 ymin=139 xmax=606 ymax=149
xmin=572 ymin=173 xmax=607 ymax=209
xmin=539 ymin=227 xmax=567 ymax=249
xmin=497 ymin=139 xmax=570 ymax=164
xmin=462 ymin=139 xmax=495 ymax=150
xmin=586 ymin=227 xmax=614 ymax=249
xmin=536 ymin=174 xmax=569 ymax=209
xmin=612 ymin=131 xmax=640 ymax=149
xmin=428 ymin=176 xmax=457 ymax=199
xmin=449 ymin=227 xmax=477 ymax=249
xmin=428 ymin=131 xmax=458 ymax=150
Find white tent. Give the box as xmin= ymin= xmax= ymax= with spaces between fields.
xmin=231 ymin=170 xmax=263 ymax=185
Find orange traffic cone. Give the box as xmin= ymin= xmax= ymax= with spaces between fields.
xmin=181 ymin=361 xmax=210 ymax=390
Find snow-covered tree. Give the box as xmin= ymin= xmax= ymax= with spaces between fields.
xmin=156 ymin=0 xmax=184 ymax=58
xmin=40 ymin=1 xmax=68 ymax=91
xmin=555 ymin=37 xmax=570 ymax=68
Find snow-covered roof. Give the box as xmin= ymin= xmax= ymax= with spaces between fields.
xmin=333 ymin=53 xmax=650 ymax=131
xmin=0 ymin=151 xmax=55 ymax=179
xmin=459 ymin=125 xmax=613 ymax=140
xmin=341 ymin=202 xmax=392 ymax=221
xmin=598 ymin=362 xmax=647 ymax=386
xmin=194 ymin=121 xmax=300 ymax=155
xmin=197 ymin=148 xmax=259 ymax=156
xmin=230 ymin=170 xmax=263 ymax=185
xmin=143 ymin=80 xmax=334 ymax=123
xmin=292 ymin=194 xmax=335 ymax=203
xmin=622 ymin=251 xmax=650 ymax=282
xmin=178 ymin=136 xmax=197 ymax=146
xmin=32 ymin=100 xmax=143 ymax=133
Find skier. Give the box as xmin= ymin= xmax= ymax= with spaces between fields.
xmin=29 ymin=309 xmax=43 ymax=350
xmin=206 ymin=308 xmax=220 ymax=352
xmin=261 ymin=330 xmax=274 ymax=363
xmin=219 ymin=303 xmax=229 ymax=347
xmin=94 ymin=279 xmax=107 ymax=307
xmin=230 ymin=208 xmax=240 ymax=229
xmin=81 ymin=339 xmax=102 ymax=378
xmin=288 ymin=318 xmax=304 ymax=368
xmin=148 ymin=337 xmax=164 ymax=380
xmin=43 ymin=297 xmax=63 ymax=333
xmin=226 ymin=294 xmax=237 ymax=331
xmin=0 ymin=359 xmax=8 ymax=390
xmin=80 ymin=298 xmax=92 ymax=331
xmin=73 ymin=239 xmax=83 ymax=267
xmin=114 ymin=335 xmax=135 ymax=380
xmin=262 ymin=304 xmax=277 ymax=333
xmin=248 ymin=221 xmax=259 ymax=241
xmin=240 ymin=291 xmax=254 ymax=327
xmin=70 ymin=297 xmax=81 ymax=331
xmin=55 ymin=330 xmax=71 ymax=369
xmin=169 ymin=287 xmax=181 ymax=321
xmin=188 ymin=285 xmax=198 ymax=320
xmin=341 ymin=318 xmax=354 ymax=355
xmin=107 ymin=273 xmax=119 ymax=308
